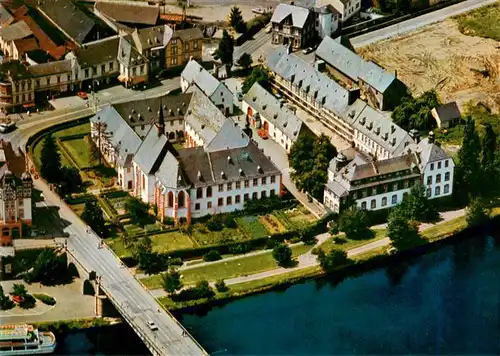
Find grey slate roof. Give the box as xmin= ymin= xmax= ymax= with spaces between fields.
xmin=271 ymin=3 xmax=310 ymax=29
xmin=266 ymin=47 xmax=350 ymax=118
xmin=118 ymin=35 xmax=147 ymax=66
xmin=316 ymin=36 xmax=396 ymax=93
xmin=205 ymin=119 xmax=250 ymax=153
xmin=95 ymin=2 xmax=159 ymax=26
xmin=184 ymin=87 xmax=228 ymax=145
xmin=133 ymin=126 xmax=170 ymax=174
xmin=343 ymin=153 xmax=418 ymax=181
xmin=351 ymin=101 xmax=414 ymax=156
xmin=244 ymin=82 xmax=303 ymax=142
xmin=326 ymin=180 xmax=348 ymax=198
xmin=0 ymin=21 xmax=32 ymax=41
xmin=176 ymin=141 xmax=281 ymax=187
xmin=27 ymin=59 xmax=71 ymax=76
xmin=90 ymin=106 xmax=141 ymax=166
xmin=113 ymin=93 xmax=193 ymax=126
xmin=132 ymin=25 xmax=173 ymax=52
xmin=173 ymin=27 xmax=203 ymax=42
xmin=155 ymin=151 xmax=189 ymax=189
xmin=72 ymin=36 xmax=119 ymax=68
xmin=434 ymin=102 xmax=461 ymax=122
xmin=403 ymin=138 xmax=453 ymax=170
xmin=38 ymin=0 xmax=95 ymax=44
xmin=181 ymin=59 xmax=230 ymax=98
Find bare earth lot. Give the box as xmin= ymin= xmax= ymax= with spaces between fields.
xmin=358 ymin=19 xmax=500 ymax=111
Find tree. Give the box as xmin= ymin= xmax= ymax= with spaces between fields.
xmin=237 ymin=52 xmax=253 ymax=70
xmin=217 ymin=30 xmax=234 ymax=66
xmin=391 ymin=90 xmax=439 ymax=131
xmin=90 ymin=121 xmax=111 ymax=165
xmin=317 ymin=249 xmax=349 ymax=272
xmin=215 ymin=279 xmax=228 ymax=292
xmin=11 ymin=284 xmax=28 ymax=299
xmin=40 ymin=134 xmax=62 ymax=183
xmin=242 ymin=67 xmax=270 ymax=94
xmin=133 ymin=236 xmax=152 ymax=260
xmin=387 ymin=206 xmax=421 ymax=250
xmin=289 ymin=133 xmax=336 ymax=201
xmin=454 ymin=118 xmax=482 ymax=203
xmin=88 ymin=138 xmax=101 ymax=166
xmin=81 ymin=199 xmax=107 ymax=236
xmin=124 ymin=197 xmax=151 ymax=226
xmin=272 ymin=243 xmax=293 ymax=267
xmin=60 ymin=167 xmax=83 ymax=195
xmin=338 ymin=206 xmax=372 ymax=240
xmin=466 ymin=197 xmax=489 ymax=228
xmin=0 ymin=285 xmax=14 ymax=310
xmin=162 ymin=268 xmax=183 ymax=295
xmin=229 ymin=6 xmax=246 ymax=33
xmin=401 ymin=183 xmax=439 ymax=222
xmin=481 ymin=123 xmax=498 ymax=195
xmin=28 ymin=249 xmax=69 ymax=285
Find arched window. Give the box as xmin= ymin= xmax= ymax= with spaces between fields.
xmin=178 ymin=191 xmax=185 ymax=208
xmin=167 ymin=191 xmax=174 ymax=208
xmin=206 ymin=186 xmax=212 ymax=197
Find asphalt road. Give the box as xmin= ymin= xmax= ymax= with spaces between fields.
xmin=350 ymin=0 xmax=497 ymax=47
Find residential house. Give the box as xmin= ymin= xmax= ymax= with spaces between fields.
xmin=431 ymin=102 xmax=461 ymax=129
xmin=0 ymin=21 xmax=33 ymax=59
xmin=328 ymin=0 xmax=361 ymax=22
xmin=112 ymin=93 xmax=193 ymax=139
xmin=404 ymin=131 xmax=454 ymax=199
xmin=66 ymin=36 xmax=120 ymax=91
xmin=117 ymin=36 xmax=149 ymax=88
xmin=165 ymin=28 xmax=203 ymax=69
xmin=270 ymin=3 xmax=316 ymax=50
xmin=0 ymin=5 xmax=14 ymax=28
xmin=90 ymin=106 xmax=142 ymax=192
xmin=26 ymin=59 xmax=72 ymax=100
xmin=131 ymin=25 xmax=173 ymax=75
xmin=315 ymin=36 xmax=407 ymax=110
xmin=180 ymin=59 xmax=234 ymax=115
xmin=314 ymin=4 xmax=340 ymax=39
xmin=242 ymin=82 xmax=306 ymax=152
xmin=0 ymin=60 xmax=35 ymax=112
xmin=37 ymin=0 xmax=114 ymax=46
xmin=93 ymin=2 xmax=159 ymax=31
xmin=0 ymin=140 xmax=33 ymax=246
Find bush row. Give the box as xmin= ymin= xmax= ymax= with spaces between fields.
xmin=58 ymin=133 xmax=88 ymax=142
xmin=101 ymin=190 xmax=129 ymax=199
xmin=65 ymin=194 xmax=96 ymax=205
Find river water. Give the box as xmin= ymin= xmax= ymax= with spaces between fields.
xmin=59 ymin=232 xmax=500 ymax=355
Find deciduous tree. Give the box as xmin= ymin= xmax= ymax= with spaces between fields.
xmin=237 ymin=52 xmax=253 ymax=70
xmin=162 ymin=268 xmax=183 ymax=295
xmin=91 ymin=122 xmax=111 ymax=166
xmin=391 ymin=90 xmax=439 ymax=131
xmin=242 ymin=66 xmax=270 ymax=93
xmin=338 ymin=206 xmax=372 ymax=240
xmin=40 ymin=134 xmax=62 ymax=183
xmin=466 ymin=196 xmax=489 ymax=228
xmin=272 ymin=243 xmax=293 ymax=267
xmin=387 ymin=206 xmax=421 ymax=250
xmin=402 ymin=183 xmax=439 ymax=222
xmin=317 ymin=249 xmax=349 ymax=272
xmin=124 ymin=197 xmax=151 ymax=227
xmin=81 ymin=199 xmax=107 ymax=236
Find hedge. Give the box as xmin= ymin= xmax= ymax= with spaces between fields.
xmin=33 ymin=293 xmax=56 ymax=306
xmin=101 ymin=190 xmax=129 ymax=199
xmin=58 ymin=133 xmax=88 ymax=142
xmin=65 ymin=194 xmax=96 ymax=205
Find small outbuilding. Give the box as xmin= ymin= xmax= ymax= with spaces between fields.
xmin=431 ymin=102 xmax=461 ymax=129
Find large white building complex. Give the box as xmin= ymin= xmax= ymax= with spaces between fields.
xmin=91 ymin=63 xmax=282 ymax=224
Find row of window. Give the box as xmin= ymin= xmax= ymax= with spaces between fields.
xmin=427 ymin=184 xmax=450 ymax=197
xmin=430 ymin=160 xmax=450 ymax=171
xmin=426 ymin=172 xmax=451 ymax=185
xmin=83 ymin=62 xmax=114 ymax=79
xmin=352 ymin=178 xmax=419 ymax=199
xmin=195 ymin=190 xmax=276 ymax=210
xmin=34 ymin=75 xmax=70 ymax=88
xmin=170 ymin=39 xmax=199 ymax=50
xmin=201 ymin=176 xmax=277 ymax=197
xmin=13 ymin=92 xmax=32 ymax=103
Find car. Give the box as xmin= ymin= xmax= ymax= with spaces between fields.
xmin=265 ymin=26 xmax=272 ymax=34
xmin=77 ymin=91 xmax=88 ymax=100
xmin=236 ymin=92 xmax=243 ymax=101
xmin=252 ymin=7 xmax=265 ymax=14
xmin=0 ymin=122 xmax=16 ymax=133
xmin=147 ymin=320 xmax=158 ymax=331
xmin=302 ymin=47 xmax=314 ymax=55
xmin=258 ymin=129 xmax=269 ymax=140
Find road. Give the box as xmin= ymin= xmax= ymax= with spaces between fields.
xmin=350 ymin=0 xmax=497 ymax=47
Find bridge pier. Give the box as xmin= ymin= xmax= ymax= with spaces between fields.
xmin=94 ymin=278 xmax=108 ymax=317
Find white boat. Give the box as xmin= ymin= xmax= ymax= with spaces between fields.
xmin=0 ymin=324 xmax=56 ymax=355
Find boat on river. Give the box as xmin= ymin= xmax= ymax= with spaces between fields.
xmin=0 ymin=324 xmax=56 ymax=355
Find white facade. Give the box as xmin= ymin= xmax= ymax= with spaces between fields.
xmin=422 ymin=157 xmax=454 ymax=199
xmin=209 ymin=83 xmax=234 ymax=115
xmin=133 ymin=163 xmax=156 ymax=203
xmin=330 ymin=0 xmax=361 ymax=21
xmin=117 ymin=165 xmax=135 ymax=191
xmin=316 ymin=9 xmax=339 ymax=39
xmin=66 ymin=52 xmax=119 ymax=88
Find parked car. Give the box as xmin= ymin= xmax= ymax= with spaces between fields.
xmin=258 ymin=129 xmax=269 ymax=140
xmin=302 ymin=47 xmax=314 ymax=55
xmin=265 ymin=25 xmax=272 ymax=34
xmin=77 ymin=91 xmax=88 ymax=100
xmin=147 ymin=320 xmax=158 ymax=331
xmin=0 ymin=122 xmax=16 ymax=133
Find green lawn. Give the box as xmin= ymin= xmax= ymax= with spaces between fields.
xmin=235 ymin=216 xmax=269 ymax=238
xmin=421 ymin=216 xmax=467 ymax=241
xmin=33 ymin=139 xmax=71 ymax=168
xmin=190 ymin=225 xmax=248 ymax=246
xmin=273 ymin=206 xmax=317 ymax=230
xmin=60 ymin=138 xmax=93 ymax=168
xmin=454 ymin=3 xmax=500 ymax=41
xmin=141 ymin=243 xmax=313 ymax=288
xmin=151 ymin=231 xmax=196 ymax=253
xmin=54 ymin=122 xmax=90 ymax=138
xmin=318 ymin=229 xmax=387 ymax=254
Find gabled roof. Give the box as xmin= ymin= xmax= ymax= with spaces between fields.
xmin=0 ymin=20 xmax=32 ymax=41
xmin=90 ymin=106 xmax=142 ymax=166
xmin=72 ymin=36 xmax=119 ymax=67
xmin=359 ymin=61 xmax=396 ymax=94
xmin=0 ymin=60 xmax=30 ymax=82
xmin=184 ymin=87 xmax=228 ymax=145
xmin=266 ymin=47 xmax=350 ymax=118
xmin=132 ymin=25 xmax=172 ymax=52
xmin=95 ymin=2 xmax=159 ymax=26
xmin=181 ymin=59 xmax=231 ymax=99
xmin=244 ymin=82 xmax=303 ymax=142
xmin=341 ymin=153 xmax=419 ymax=182
xmin=404 ymin=138 xmax=453 ymax=170
xmin=118 ymin=35 xmax=147 ymax=66
xmin=13 ymin=37 xmax=39 ymax=55
xmin=27 ymin=59 xmax=72 ymax=76
xmin=205 ymin=119 xmax=250 ymax=153
xmin=351 ymin=101 xmax=414 ymax=156
xmin=433 ymin=102 xmax=461 ymax=122
xmin=172 ymin=27 xmax=203 ymax=42
xmin=0 ymin=5 xmax=14 ymax=27
xmin=155 ymin=151 xmax=189 ymax=189
xmin=133 ymin=126 xmax=170 ymax=175
xmin=271 ymin=3 xmax=310 ymax=29
xmin=38 ymin=0 xmax=95 ymax=44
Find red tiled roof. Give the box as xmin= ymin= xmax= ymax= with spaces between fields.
xmin=13 ymin=37 xmax=39 ymax=55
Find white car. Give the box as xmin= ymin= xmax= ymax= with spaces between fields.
xmin=302 ymin=47 xmax=314 ymax=55
xmin=147 ymin=320 xmax=158 ymax=331
xmin=0 ymin=122 xmax=15 ymax=133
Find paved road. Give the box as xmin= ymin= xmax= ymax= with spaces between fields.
xmin=351 ymin=0 xmax=497 ymax=47
xmin=36 ymin=180 xmax=207 ymax=355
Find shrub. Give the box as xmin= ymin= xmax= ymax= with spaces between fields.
xmin=289 ymin=236 xmax=301 ymax=244
xmin=19 ymin=294 xmax=36 ymax=309
xmin=333 ymin=236 xmax=347 ymax=244
xmin=215 ymin=279 xmax=229 ymax=293
xmin=266 ymin=238 xmax=277 ymax=249
xmin=311 ymin=247 xmax=321 ymax=255
xmin=203 ymin=250 xmax=222 ymax=262
xmin=272 ymin=243 xmax=293 ymax=267
xmin=318 ymin=249 xmax=349 ymax=272
xmin=228 ymin=242 xmax=251 ymax=255
xmin=172 ymin=280 xmax=215 ymax=301
xmin=163 ymin=217 xmax=175 ymax=226
xmin=83 ymin=280 xmax=95 ymax=295
xmin=33 ymin=293 xmax=56 ymax=306
xmin=168 ymin=257 xmax=183 ymax=266
xmin=206 ymin=216 xmax=224 ymax=231
xmin=222 ymin=215 xmax=237 ymax=229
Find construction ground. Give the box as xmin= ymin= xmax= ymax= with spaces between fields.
xmin=357 ymin=16 xmax=500 ymax=112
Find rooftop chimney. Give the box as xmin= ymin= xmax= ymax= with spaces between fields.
xmin=428 ymin=131 xmax=435 ymax=144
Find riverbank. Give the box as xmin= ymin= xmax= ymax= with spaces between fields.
xmin=34 ymin=317 xmax=122 ymax=333
xmin=161 ymin=210 xmax=499 ymax=313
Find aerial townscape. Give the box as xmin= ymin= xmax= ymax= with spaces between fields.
xmin=0 ymin=0 xmax=499 ymax=353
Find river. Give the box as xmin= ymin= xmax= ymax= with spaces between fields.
xmin=59 ymin=232 xmax=500 ymax=355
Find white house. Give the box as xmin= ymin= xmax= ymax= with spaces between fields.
xmin=180 ymin=59 xmax=234 ymax=115
xmin=117 ymin=36 xmax=149 ymax=88
xmin=242 ymin=82 xmax=305 ymax=153
xmin=328 ymin=0 xmax=361 ymax=22
xmin=315 ymin=4 xmax=340 ymax=39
